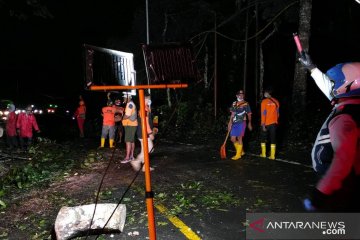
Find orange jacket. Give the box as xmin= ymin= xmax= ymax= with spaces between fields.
xmin=261 ymin=98 xmax=279 ymax=126
xmin=74 ymin=105 xmax=86 ymax=119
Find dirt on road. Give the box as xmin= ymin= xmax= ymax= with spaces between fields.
xmin=0 ymin=137 xmax=316 ymax=240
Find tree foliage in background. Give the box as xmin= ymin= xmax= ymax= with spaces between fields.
xmin=0 ymin=0 xmax=53 ymax=20
xmin=109 ymin=0 xmax=309 ymax=144
xmin=157 ymin=101 xmax=228 ymax=142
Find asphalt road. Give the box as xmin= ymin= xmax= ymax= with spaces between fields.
xmin=0 ymin=129 xmax=317 ymax=240
xmin=103 ymin=138 xmax=317 ymax=240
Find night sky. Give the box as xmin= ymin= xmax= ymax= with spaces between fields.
xmin=1 ymin=0 xmax=139 ymax=105
xmin=1 ymin=0 xmax=360 ymax=110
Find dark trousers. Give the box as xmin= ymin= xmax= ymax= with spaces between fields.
xmin=19 ymin=137 xmax=32 ymax=150
xmin=260 ymin=123 xmax=277 ymax=144
xmin=6 ymin=136 xmax=18 ymax=148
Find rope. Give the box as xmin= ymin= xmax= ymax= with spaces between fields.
xmin=87 ymin=94 xmax=187 ymax=238
xmin=94 ymin=158 xmax=143 ymax=239
xmin=85 ymin=146 xmax=117 ymax=239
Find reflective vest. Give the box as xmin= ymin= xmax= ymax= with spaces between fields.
xmin=122 ymin=101 xmax=138 ymax=127
xmin=230 ymin=101 xmax=251 ymax=124
xmin=312 ymin=104 xmax=360 ymax=174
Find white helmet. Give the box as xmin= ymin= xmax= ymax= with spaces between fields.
xmin=122 ymin=92 xmax=132 ymax=99
xmin=7 ymin=103 xmax=15 ymax=112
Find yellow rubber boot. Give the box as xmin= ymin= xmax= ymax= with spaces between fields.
xmin=231 ymin=143 xmax=243 ymax=160
xmin=109 ymin=139 xmax=114 ymax=148
xmin=269 ymin=144 xmax=276 ymax=160
xmin=260 ymin=143 xmax=266 ymax=158
xmin=231 ymin=142 xmax=240 ymax=160
xmin=100 ymin=138 xmax=105 ymax=148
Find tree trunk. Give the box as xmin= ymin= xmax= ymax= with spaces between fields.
xmin=167 ymin=88 xmax=172 ymax=108
xmin=204 ymin=46 xmax=209 ymax=88
xmin=254 ymin=2 xmax=259 ymax=106
xmin=259 ymin=44 xmax=264 ymax=102
xmin=162 ymin=11 xmax=173 ymax=108
xmin=162 ymin=11 xmax=168 ymax=42
xmin=214 ymin=13 xmax=218 ymax=118
xmin=260 ymin=27 xmax=277 ymax=105
xmin=242 ymin=1 xmax=249 ymax=91
xmin=292 ymin=0 xmax=312 ymax=114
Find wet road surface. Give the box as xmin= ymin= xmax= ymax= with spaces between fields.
xmin=0 ymin=135 xmax=317 ymax=240
xmin=106 ymin=139 xmax=316 ymax=240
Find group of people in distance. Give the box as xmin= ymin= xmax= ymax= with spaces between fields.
xmin=74 ymin=92 xmax=157 ymax=172
xmin=228 ymin=54 xmax=360 ymax=212
xmin=4 ymin=104 xmax=40 ymax=151
xmin=228 ymin=87 xmax=279 ymax=161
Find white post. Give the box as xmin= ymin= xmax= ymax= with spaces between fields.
xmin=146 ymin=0 xmax=150 ymax=88
xmin=146 ymin=0 xmax=149 ymax=44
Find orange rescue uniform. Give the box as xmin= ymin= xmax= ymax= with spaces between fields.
xmin=261 ymin=98 xmax=279 ymax=126
xmin=102 ymin=106 xmax=117 ymax=126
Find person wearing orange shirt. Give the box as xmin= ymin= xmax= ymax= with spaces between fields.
xmin=259 ymin=87 xmax=280 ymax=160
xmin=100 ymin=100 xmax=120 ymax=148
